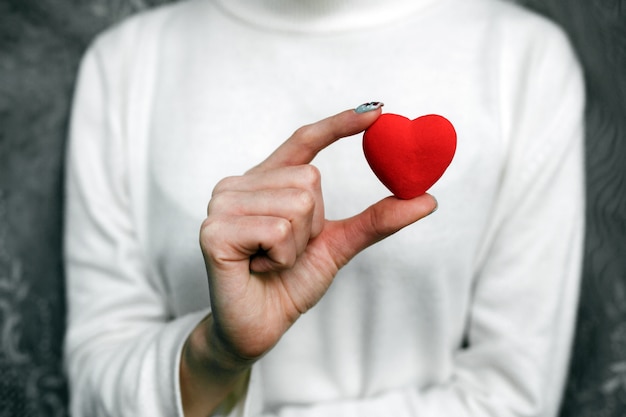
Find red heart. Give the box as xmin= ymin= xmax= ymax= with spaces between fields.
xmin=363 ymin=113 xmax=457 ymax=199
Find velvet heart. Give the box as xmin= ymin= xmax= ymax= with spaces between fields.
xmin=363 ymin=113 xmax=457 ymax=199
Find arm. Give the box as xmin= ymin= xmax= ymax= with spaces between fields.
xmin=64 ymin=31 xmax=207 ymax=416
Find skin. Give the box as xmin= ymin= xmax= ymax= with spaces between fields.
xmin=180 ymin=107 xmax=438 ymax=416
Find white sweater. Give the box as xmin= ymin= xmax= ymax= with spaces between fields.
xmin=63 ymin=0 xmax=585 ymax=416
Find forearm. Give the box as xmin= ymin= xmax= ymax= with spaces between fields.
xmin=180 ymin=314 xmax=252 ymax=417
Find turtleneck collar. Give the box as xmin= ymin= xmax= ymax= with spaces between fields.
xmin=213 ymin=0 xmax=440 ymax=33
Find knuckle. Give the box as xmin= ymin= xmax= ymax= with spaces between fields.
xmin=272 ymin=218 xmax=292 ymax=241
xmin=271 ymin=248 xmax=296 ymax=269
xmin=199 ymin=217 xmax=232 ymax=265
xmin=212 ymin=176 xmax=239 ymax=196
xmin=293 ymin=124 xmax=313 ymax=141
xmin=368 ymin=204 xmax=396 ymax=238
xmin=297 ymin=164 xmax=321 ymax=188
xmin=292 ymin=124 xmax=318 ymax=150
xmin=207 ymin=192 xmax=233 ymax=216
xmin=199 ymin=217 xmax=219 ymax=247
xmin=292 ymin=189 xmax=316 ymax=215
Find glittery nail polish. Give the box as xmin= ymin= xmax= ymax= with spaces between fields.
xmin=355 ymin=102 xmax=384 ymax=114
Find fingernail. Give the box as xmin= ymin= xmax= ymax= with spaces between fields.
xmin=355 ymin=102 xmax=384 ymax=113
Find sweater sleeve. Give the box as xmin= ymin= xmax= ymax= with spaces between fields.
xmin=235 ymin=13 xmax=585 ymax=417
xmin=63 ymin=23 xmax=208 ymax=416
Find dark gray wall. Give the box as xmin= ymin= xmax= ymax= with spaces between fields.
xmin=0 ymin=0 xmax=624 ymax=416
xmin=0 ymin=1 xmax=173 ymax=415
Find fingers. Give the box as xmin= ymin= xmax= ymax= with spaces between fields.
xmin=205 ymin=165 xmax=324 ymax=273
xmin=208 ymin=188 xmax=316 ymax=258
xmin=248 ymin=107 xmax=382 ymax=173
xmin=211 ymin=164 xmax=325 ymax=239
xmin=201 ymin=214 xmax=299 ymax=274
xmin=203 ymin=106 xmax=384 ymax=276
xmin=327 ymin=194 xmax=438 ymax=267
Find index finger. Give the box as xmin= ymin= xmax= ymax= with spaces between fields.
xmin=248 ymin=103 xmax=383 ymax=173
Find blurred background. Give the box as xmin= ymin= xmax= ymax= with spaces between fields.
xmin=0 ymin=0 xmax=624 ymax=415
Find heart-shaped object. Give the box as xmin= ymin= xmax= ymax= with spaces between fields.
xmin=363 ymin=113 xmax=457 ymax=199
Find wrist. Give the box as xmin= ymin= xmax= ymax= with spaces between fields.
xmin=188 ymin=314 xmax=255 ymax=376
xmin=181 ymin=314 xmax=251 ymax=416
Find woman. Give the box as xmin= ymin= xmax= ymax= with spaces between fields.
xmin=64 ymin=0 xmax=585 ymax=415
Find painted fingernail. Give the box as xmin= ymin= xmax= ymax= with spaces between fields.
xmin=355 ymin=102 xmax=384 ymax=113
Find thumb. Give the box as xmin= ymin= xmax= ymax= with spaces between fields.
xmin=326 ymin=194 xmax=438 ymax=267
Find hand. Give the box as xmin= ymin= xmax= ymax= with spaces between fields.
xmin=181 ymin=107 xmax=437 ymax=416
xmin=199 ymin=108 xmax=438 ymax=364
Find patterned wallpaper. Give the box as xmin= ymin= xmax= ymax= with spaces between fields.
xmin=0 ymin=0 xmax=624 ymax=415
xmin=0 ymin=1 xmax=174 ymax=415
